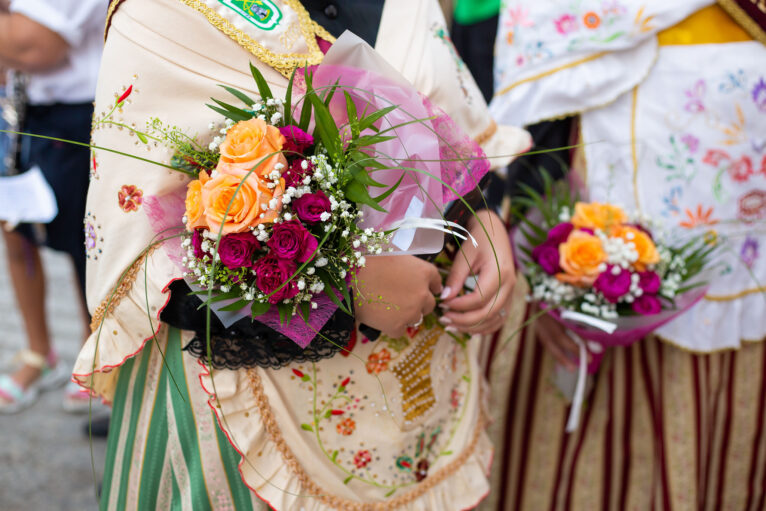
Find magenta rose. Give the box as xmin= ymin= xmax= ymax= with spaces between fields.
xmin=279 ymin=125 xmax=314 ymax=154
xmin=632 ymin=294 xmax=662 ymax=315
xmin=252 ymin=255 xmax=299 ymax=304
xmin=267 ymin=220 xmax=318 ymax=263
xmin=192 ymin=229 xmax=206 ymax=259
xmin=532 ymin=243 xmax=561 ymax=275
xmin=594 ymin=265 xmax=631 ymax=303
xmin=547 ymin=222 xmax=574 ymax=245
xmin=283 ymin=159 xmax=314 ymax=188
xmin=637 ymin=271 xmax=661 ymax=294
xmin=294 ymin=190 xmax=331 ymax=224
xmin=218 ymin=232 xmax=260 ymax=269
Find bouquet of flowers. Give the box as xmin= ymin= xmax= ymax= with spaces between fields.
xmin=513 ymin=175 xmax=717 ymax=431
xmin=131 ymin=33 xmax=489 ymax=349
xmin=514 ymin=174 xmax=716 ymax=365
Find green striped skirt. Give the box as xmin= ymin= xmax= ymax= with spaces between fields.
xmin=100 ymin=327 xmax=267 ymax=511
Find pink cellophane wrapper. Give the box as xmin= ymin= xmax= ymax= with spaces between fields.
xmin=547 ymin=285 xmax=707 ymax=373
xmin=312 ymin=31 xmax=490 ymax=255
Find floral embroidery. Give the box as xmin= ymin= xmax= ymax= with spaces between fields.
xmin=753 ymin=78 xmax=766 ymax=112
xmin=336 ymin=417 xmax=356 ymax=436
xmin=83 ymin=211 xmax=103 ymax=260
xmin=431 ymin=23 xmax=472 ymax=103
xmin=738 ymin=190 xmax=766 ymax=223
xmin=583 ymin=11 xmax=601 ymax=29
xmin=680 ymin=134 xmax=699 ymax=153
xmin=633 ymin=6 xmax=655 ymax=33
xmin=661 ymin=186 xmax=683 ymax=217
xmin=703 ymin=149 xmax=730 ymax=167
xmin=554 ymin=14 xmax=578 ymax=35
xmin=118 ymin=184 xmax=143 ymax=212
xmin=684 ymin=80 xmax=706 ymax=113
xmin=365 ymin=348 xmax=391 ymax=374
xmin=680 ymin=205 xmax=718 ymax=229
xmin=396 ymin=456 xmax=413 ymax=472
xmin=718 ymin=104 xmax=746 ymax=146
xmin=729 ymin=156 xmax=754 ymax=183
xmin=450 ymin=388 xmax=462 ymax=409
xmin=353 ymin=450 xmax=371 ymax=469
xmin=741 ymin=236 xmax=759 ymax=269
xmin=718 ymin=70 xmax=747 ymax=94
xmin=656 ymin=135 xmax=696 ymax=182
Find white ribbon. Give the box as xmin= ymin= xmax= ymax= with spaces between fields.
xmin=389 ymin=217 xmax=478 ymax=246
xmin=560 ymin=310 xmax=617 ymax=334
xmin=565 ymin=331 xmax=589 ymax=433
xmin=559 ymin=311 xmax=617 ymax=433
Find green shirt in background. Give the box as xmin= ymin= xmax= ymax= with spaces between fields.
xmin=453 ymin=0 xmax=501 ymax=25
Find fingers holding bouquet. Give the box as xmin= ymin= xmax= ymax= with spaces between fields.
xmin=354 ymin=255 xmax=442 ymax=339
xmin=440 ymin=209 xmax=516 ymax=335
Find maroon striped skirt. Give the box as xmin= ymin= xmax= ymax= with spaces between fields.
xmin=479 ymin=315 xmax=766 ymax=511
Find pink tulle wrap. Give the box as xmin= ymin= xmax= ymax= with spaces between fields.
xmin=546 ymin=286 xmax=707 ymax=373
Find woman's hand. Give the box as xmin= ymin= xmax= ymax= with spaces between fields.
xmin=354 ymin=255 xmax=442 ymax=338
xmin=440 ymin=209 xmax=516 ymax=334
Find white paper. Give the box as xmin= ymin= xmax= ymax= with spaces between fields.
xmin=0 ymin=166 xmax=58 ymax=225
xmin=391 ymin=196 xmax=425 ymax=251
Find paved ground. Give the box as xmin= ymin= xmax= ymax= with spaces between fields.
xmin=0 ymin=239 xmax=107 ymax=511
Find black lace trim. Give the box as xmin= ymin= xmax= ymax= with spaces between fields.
xmin=161 ymin=280 xmax=355 ymax=370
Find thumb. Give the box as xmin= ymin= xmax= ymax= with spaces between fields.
xmin=442 ymin=250 xmax=472 ymax=301
xmin=427 ymin=263 xmax=443 ymax=296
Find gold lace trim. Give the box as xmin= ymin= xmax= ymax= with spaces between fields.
xmin=717 ymin=0 xmax=766 ymax=46
xmin=246 ymin=368 xmax=487 ymax=510
xmin=89 ymin=247 xmax=157 ymax=333
xmin=474 ymin=119 xmax=497 ymax=146
xmin=177 ymin=0 xmax=328 ymax=78
xmin=104 ymin=0 xmax=126 ymax=41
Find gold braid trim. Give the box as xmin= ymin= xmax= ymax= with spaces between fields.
xmin=104 ymin=0 xmax=127 ymax=41
xmin=89 ymin=246 xmax=157 ymax=333
xmin=246 ymin=368 xmax=487 ymax=510
xmin=717 ymin=0 xmax=766 ymax=46
xmin=473 ymin=120 xmax=497 ymax=146
xmin=177 ymin=0 xmax=327 ymax=78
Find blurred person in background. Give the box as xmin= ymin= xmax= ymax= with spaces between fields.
xmin=0 ymin=0 xmax=108 ymax=414
xmin=486 ymin=2 xmax=766 ymax=509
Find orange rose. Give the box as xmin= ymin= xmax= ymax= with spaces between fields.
xmin=185 ymin=171 xmax=210 ymax=230
xmin=613 ymin=226 xmax=660 ymax=270
xmin=571 ymin=202 xmax=627 ymax=232
xmin=557 ymin=230 xmax=606 ymax=286
xmin=218 ymin=118 xmax=286 ymax=177
xmin=201 ymin=169 xmax=284 ymax=234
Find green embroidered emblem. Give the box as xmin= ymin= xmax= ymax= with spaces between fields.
xmin=218 ymin=0 xmax=283 ymax=31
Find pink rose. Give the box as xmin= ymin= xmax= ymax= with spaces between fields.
xmin=594 ymin=265 xmax=631 ymax=303
xmin=532 ymin=243 xmax=561 ymax=275
xmin=218 ymin=232 xmax=260 ymax=269
xmin=252 ymin=255 xmax=299 ymax=304
xmin=267 ymin=220 xmax=318 ymax=263
xmin=547 ymin=222 xmax=574 ymax=245
xmin=278 ymin=125 xmax=314 ymax=155
xmin=632 ymin=294 xmax=662 ymax=316
xmin=637 ymin=271 xmax=661 ymax=294
xmin=293 ymin=190 xmax=331 ymax=224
